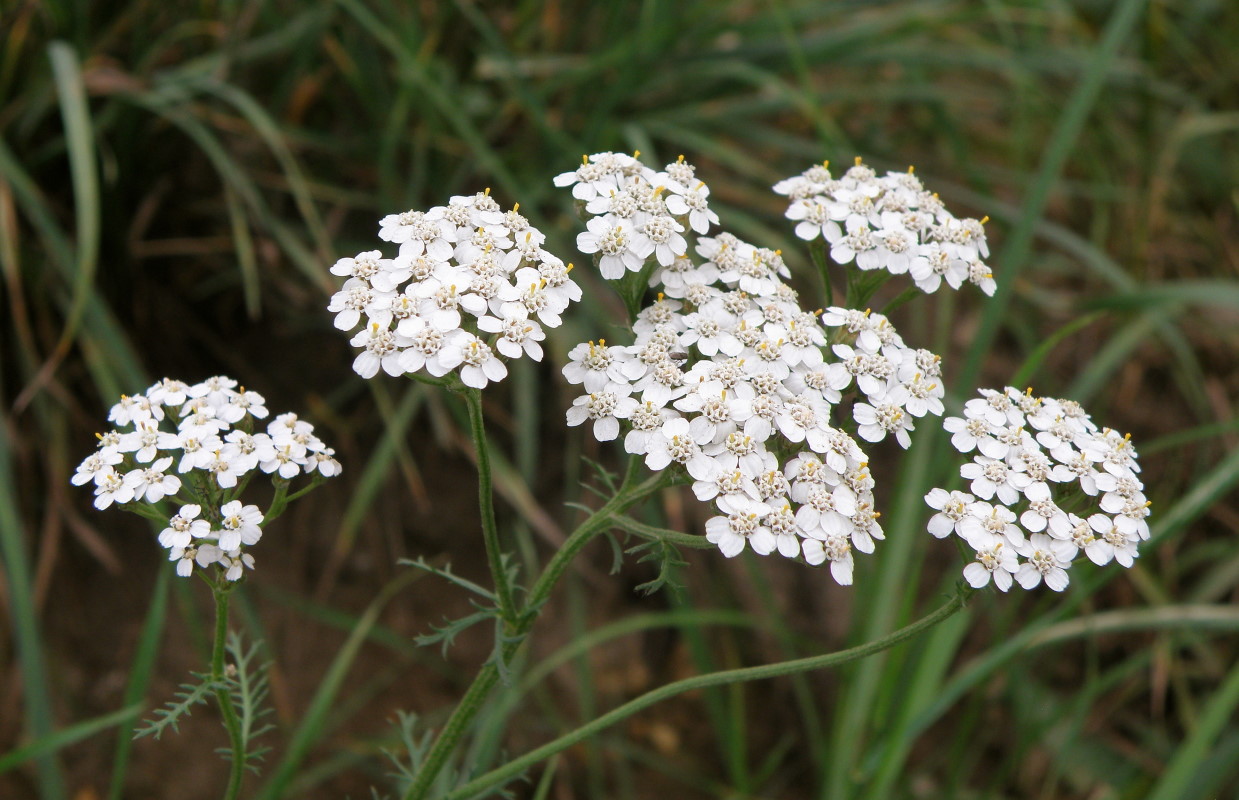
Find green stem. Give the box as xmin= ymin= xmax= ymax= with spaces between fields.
xmin=401 ymin=458 xmax=670 ymax=800
xmin=844 ymin=267 xmax=893 ymax=311
xmin=259 ymin=479 xmax=290 ymax=526
xmin=463 ymin=386 xmax=518 ymax=625
xmin=261 ymin=474 xmax=326 ymax=525
xmin=210 ymin=586 xmax=246 ymax=800
xmin=444 ymin=586 xmax=974 ymax=799
xmin=808 ymin=237 xmax=834 ymax=307
xmin=878 ymin=285 xmax=921 ymax=316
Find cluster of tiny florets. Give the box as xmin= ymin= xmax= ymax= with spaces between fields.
xmin=329 ymin=191 xmax=581 ymax=388
xmin=775 ymin=159 xmax=996 ymax=295
xmin=925 ymin=386 xmax=1149 ymax=592
xmin=559 ymin=152 xmax=953 ymax=585
xmin=556 ymin=152 xmax=720 ymax=279
xmin=73 ymin=377 xmax=339 ymax=580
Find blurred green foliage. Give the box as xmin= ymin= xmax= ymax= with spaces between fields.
xmin=2 ymin=0 xmax=1238 ymax=798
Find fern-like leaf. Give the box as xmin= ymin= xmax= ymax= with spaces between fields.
xmin=218 ymin=631 xmax=275 ymax=773
xmin=133 ymin=673 xmax=221 ymax=740
xmin=399 ymin=557 xmax=497 ymax=602
xmin=627 ymin=537 xmax=687 ymax=596
xmin=414 ymin=608 xmax=496 ymax=655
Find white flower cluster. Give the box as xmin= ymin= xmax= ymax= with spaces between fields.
xmin=925 ymin=386 xmax=1150 ymax=592
xmin=557 ymin=152 xmax=718 ymax=279
xmin=73 ymin=376 xmax=340 ymax=580
xmin=329 ymin=191 xmax=580 ymax=388
xmin=775 ymin=159 xmax=996 ymax=296
xmin=559 ymin=153 xmax=952 ymax=585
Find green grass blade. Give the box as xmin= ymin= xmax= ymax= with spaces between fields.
xmin=956 ymin=0 xmax=1148 ymax=396
xmin=46 ymin=40 xmax=100 ymax=356
xmin=822 ymin=421 xmax=939 ymax=798
xmin=1065 ymin=306 xmax=1173 ymax=403
xmin=106 ymin=566 xmax=170 ymax=800
xmin=904 ymin=443 xmax=1239 ymax=744
xmin=1145 ymin=660 xmax=1239 ymax=800
xmin=1009 ymin=310 xmax=1106 ymax=389
xmin=0 ymin=406 xmax=64 ymax=798
xmin=222 ymin=184 xmax=262 ymax=318
xmin=1088 ymin=280 xmax=1239 ymax=311
xmin=253 ymin=571 xmax=419 ymax=800
xmin=0 ymin=138 xmax=146 ymax=400
xmin=0 ymin=704 xmax=142 ymax=775
xmin=194 ymin=78 xmax=334 ymax=266
xmin=1146 ymin=444 xmax=1239 ymax=548
xmin=863 ymin=586 xmax=973 ymax=798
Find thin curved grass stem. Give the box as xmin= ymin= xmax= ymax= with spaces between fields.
xmin=444 ymin=586 xmax=974 ymax=799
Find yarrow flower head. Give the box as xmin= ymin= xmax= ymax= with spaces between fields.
xmin=557 ymin=152 xmax=963 ymax=586
xmin=330 ymin=191 xmax=581 ymax=388
xmin=926 ymin=386 xmax=1149 ymax=593
xmin=75 ymin=377 xmax=340 ymax=581
xmin=776 ymin=158 xmax=996 ymax=296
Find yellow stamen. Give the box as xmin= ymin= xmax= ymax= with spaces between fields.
xmin=854 ymin=156 xmax=863 ymax=166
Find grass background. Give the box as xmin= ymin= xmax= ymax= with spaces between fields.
xmin=2 ymin=0 xmax=1239 ymax=797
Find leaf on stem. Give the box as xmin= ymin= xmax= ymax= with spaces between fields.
xmin=221 ymin=631 xmax=275 ymax=774
xmin=415 ymin=609 xmax=498 ymax=657
xmin=626 ymin=537 xmax=687 ymax=597
xmin=399 ymin=557 xmax=497 ymax=602
xmin=133 ymin=673 xmax=222 ymax=740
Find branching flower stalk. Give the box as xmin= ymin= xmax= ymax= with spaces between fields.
xmin=327 ymin=151 xmax=1151 ymax=800
xmin=401 ymin=457 xmax=675 ymax=799
xmin=75 ymin=376 xmax=338 ymax=797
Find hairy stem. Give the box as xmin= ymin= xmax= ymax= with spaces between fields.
xmin=463 ymin=387 xmax=518 ymax=625
xmin=210 ymin=586 xmax=246 ymax=800
xmin=401 ymin=457 xmax=671 ymax=800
